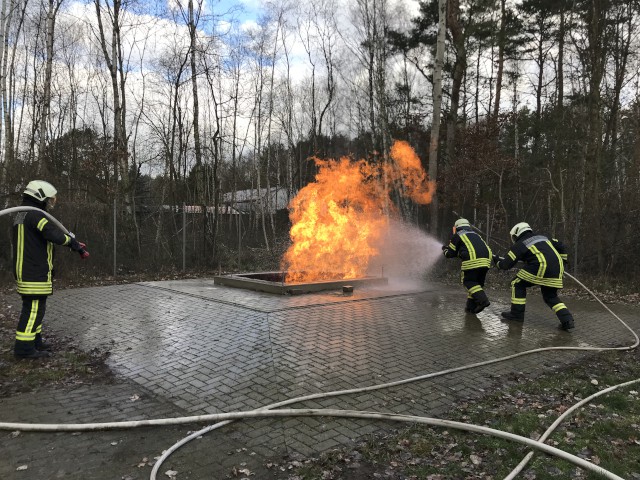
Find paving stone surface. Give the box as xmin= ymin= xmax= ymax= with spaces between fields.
xmin=1 ymin=278 xmax=638 ymax=479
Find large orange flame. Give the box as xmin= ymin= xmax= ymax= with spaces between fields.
xmin=282 ymin=140 xmax=435 ymax=282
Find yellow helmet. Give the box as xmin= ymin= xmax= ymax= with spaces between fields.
xmin=24 ymin=180 xmax=57 ymax=202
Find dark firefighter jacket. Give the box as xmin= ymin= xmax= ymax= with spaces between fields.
xmin=495 ymin=231 xmax=568 ymax=288
xmin=12 ymin=197 xmax=76 ymax=296
xmin=442 ymin=226 xmax=492 ymax=270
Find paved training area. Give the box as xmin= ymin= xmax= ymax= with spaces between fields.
xmin=1 ymin=278 xmax=639 ymax=479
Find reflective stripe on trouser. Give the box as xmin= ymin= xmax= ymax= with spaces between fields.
xmin=511 ymin=279 xmax=573 ymax=322
xmin=510 ymin=278 xmax=527 ymax=316
xmin=462 ymin=268 xmax=489 ymax=306
xmin=15 ymin=295 xmax=48 ymax=355
xmin=541 ymin=286 xmax=574 ymax=323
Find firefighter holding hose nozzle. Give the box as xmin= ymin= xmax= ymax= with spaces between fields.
xmin=12 ymin=180 xmax=90 ymax=359
xmin=493 ymin=222 xmax=575 ymax=331
xmin=442 ymin=218 xmax=492 ymax=314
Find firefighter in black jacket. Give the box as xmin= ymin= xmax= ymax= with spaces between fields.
xmin=442 ymin=218 xmax=492 ymax=314
xmin=493 ymin=222 xmax=574 ymax=331
xmin=12 ymin=180 xmax=90 ymax=359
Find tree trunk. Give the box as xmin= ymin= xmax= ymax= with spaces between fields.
xmin=37 ymin=0 xmax=62 ymax=176
xmin=188 ymin=0 xmax=203 ymax=202
xmin=428 ymin=0 xmax=446 ymax=235
xmin=492 ymin=0 xmax=506 ymax=120
xmin=446 ymin=0 xmax=466 ymax=165
xmin=94 ymin=0 xmax=129 ymax=202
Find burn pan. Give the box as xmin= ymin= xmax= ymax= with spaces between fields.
xmin=213 ymin=271 xmax=388 ymax=295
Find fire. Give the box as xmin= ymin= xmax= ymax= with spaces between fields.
xmin=282 ymin=140 xmax=435 ymax=283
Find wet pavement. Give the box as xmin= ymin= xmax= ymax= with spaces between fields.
xmin=0 ymin=278 xmax=638 ymax=479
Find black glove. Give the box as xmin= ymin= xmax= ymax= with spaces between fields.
xmin=441 ymin=245 xmax=448 ymax=251
xmin=492 ymin=254 xmax=503 ymax=266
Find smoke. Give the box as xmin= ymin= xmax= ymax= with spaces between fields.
xmin=368 ymin=218 xmax=443 ymax=289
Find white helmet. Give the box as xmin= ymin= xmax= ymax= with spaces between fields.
xmin=510 ymin=222 xmax=532 ymax=242
xmin=453 ymin=218 xmax=470 ymax=233
xmin=24 ymin=180 xmax=57 ymax=202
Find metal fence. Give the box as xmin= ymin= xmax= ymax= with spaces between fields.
xmin=0 ymin=200 xmax=291 ymax=284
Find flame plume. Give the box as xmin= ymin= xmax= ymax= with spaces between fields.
xmin=282 ymin=140 xmax=435 ymax=283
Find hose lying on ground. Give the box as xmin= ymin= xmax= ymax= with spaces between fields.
xmin=0 ymin=408 xmax=630 ymax=480
xmin=0 ymin=207 xmax=638 ymax=479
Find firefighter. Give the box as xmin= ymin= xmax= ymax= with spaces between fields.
xmin=493 ymin=222 xmax=574 ymax=331
xmin=12 ymin=180 xmax=90 ymax=359
xmin=442 ymin=218 xmax=492 ymax=314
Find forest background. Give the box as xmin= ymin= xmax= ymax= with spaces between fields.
xmin=0 ymin=0 xmax=637 ymax=285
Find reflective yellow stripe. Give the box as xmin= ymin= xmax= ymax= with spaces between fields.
xmin=47 ymin=242 xmax=53 ymax=283
xmin=530 ymin=245 xmax=547 ymax=278
xmin=448 ymin=242 xmax=456 ymax=251
xmin=468 ymin=285 xmax=483 ymax=294
xmin=16 ymin=332 xmax=36 ymax=341
xmin=25 ymin=299 xmax=39 ymax=334
xmin=63 ymin=234 xmax=71 ymax=246
xmin=461 ymin=258 xmax=491 ymax=270
xmin=508 ymin=251 xmax=516 ymax=260
xmin=16 ymin=281 xmax=53 ymax=295
xmin=16 ymin=299 xmax=39 ymax=341
xmin=516 ymin=270 xmax=563 ymax=288
xmin=548 ymin=241 xmax=565 ymax=276
xmin=511 ymin=279 xmax=527 ymax=304
xmin=16 ymin=224 xmax=24 ymax=282
xmin=37 ymin=218 xmax=48 ymax=231
xmin=552 ymin=303 xmax=567 ymax=312
xmin=460 ymin=235 xmax=477 ymax=260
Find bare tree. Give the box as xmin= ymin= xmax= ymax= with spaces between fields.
xmin=0 ymin=0 xmax=28 ymax=190
xmin=36 ymin=0 xmax=64 ymax=176
xmin=93 ymin=0 xmax=130 ymax=202
xmin=429 ymin=0 xmax=446 ymax=235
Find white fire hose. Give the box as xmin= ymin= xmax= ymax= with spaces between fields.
xmin=0 ymin=208 xmax=638 ymax=479
xmin=0 ymin=206 xmax=71 ymax=234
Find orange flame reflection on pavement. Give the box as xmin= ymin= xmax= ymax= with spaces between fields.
xmin=282 ymin=140 xmax=435 ymax=283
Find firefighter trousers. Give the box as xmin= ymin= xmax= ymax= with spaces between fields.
xmin=510 ymin=278 xmax=574 ymax=324
xmin=461 ymin=267 xmax=490 ymax=312
xmin=14 ymin=295 xmax=48 ymax=356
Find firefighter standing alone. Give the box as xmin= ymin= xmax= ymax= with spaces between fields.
xmin=493 ymin=222 xmax=575 ymax=331
xmin=442 ymin=218 xmax=492 ymax=314
xmin=12 ymin=180 xmax=89 ymax=359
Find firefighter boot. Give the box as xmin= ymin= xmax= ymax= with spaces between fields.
xmin=501 ymin=304 xmax=525 ymax=322
xmin=465 ymin=298 xmax=477 ymax=314
xmin=557 ymin=310 xmax=575 ymax=331
xmin=472 ymin=290 xmax=491 ymax=314
xmin=35 ymin=333 xmax=52 ymax=351
xmin=14 ymin=340 xmax=51 ymax=359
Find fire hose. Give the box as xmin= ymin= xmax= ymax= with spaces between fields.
xmin=0 ymin=208 xmax=638 ymax=479
xmin=0 ymin=206 xmax=88 ymax=256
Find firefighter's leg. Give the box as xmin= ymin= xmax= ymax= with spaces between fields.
xmin=541 ymin=286 xmax=575 ymax=330
xmin=463 ymin=269 xmax=490 ymax=314
xmin=14 ymin=295 xmax=50 ymax=359
xmin=501 ymin=278 xmax=527 ymax=321
xmin=471 ymin=268 xmax=491 ymax=313
xmin=461 ymin=271 xmax=477 ymax=313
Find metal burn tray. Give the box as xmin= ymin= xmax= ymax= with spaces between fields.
xmin=213 ymin=271 xmax=388 ymax=295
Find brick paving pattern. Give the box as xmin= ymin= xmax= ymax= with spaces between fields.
xmin=1 ymin=278 xmax=638 ymax=479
